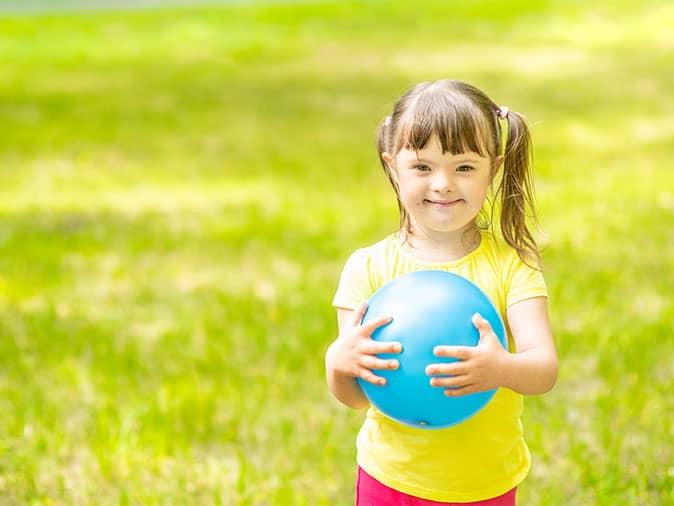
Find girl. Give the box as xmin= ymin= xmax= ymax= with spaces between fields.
xmin=325 ymin=79 xmax=558 ymax=505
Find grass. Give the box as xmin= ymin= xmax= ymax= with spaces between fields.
xmin=0 ymin=0 xmax=673 ymax=504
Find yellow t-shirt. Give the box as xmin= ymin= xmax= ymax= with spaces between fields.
xmin=331 ymin=228 xmax=548 ymax=502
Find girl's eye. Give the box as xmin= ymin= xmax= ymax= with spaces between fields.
xmin=457 ymin=165 xmax=474 ymax=172
xmin=413 ymin=164 xmax=431 ymax=172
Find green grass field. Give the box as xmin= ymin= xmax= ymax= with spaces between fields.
xmin=1 ymin=1 xmax=672 ymax=504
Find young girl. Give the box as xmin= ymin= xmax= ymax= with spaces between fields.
xmin=325 ymin=79 xmax=558 ymax=505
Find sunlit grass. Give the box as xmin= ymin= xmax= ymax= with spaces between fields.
xmin=0 ymin=1 xmax=672 ymax=504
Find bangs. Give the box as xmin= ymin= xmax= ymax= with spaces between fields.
xmin=393 ymin=91 xmax=494 ymax=157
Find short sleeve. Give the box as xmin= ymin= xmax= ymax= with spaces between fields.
xmin=332 ymin=248 xmax=374 ymax=310
xmin=504 ymin=251 xmax=548 ymax=308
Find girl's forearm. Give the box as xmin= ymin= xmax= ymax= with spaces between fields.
xmin=500 ymin=348 xmax=558 ymax=395
xmin=325 ymin=344 xmax=370 ymax=410
xmin=325 ymin=368 xmax=370 ymax=409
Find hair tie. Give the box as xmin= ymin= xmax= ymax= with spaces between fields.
xmin=384 ymin=115 xmax=392 ymax=126
xmin=497 ymin=106 xmax=509 ymax=119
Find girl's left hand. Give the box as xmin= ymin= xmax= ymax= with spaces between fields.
xmin=425 ymin=313 xmax=509 ymax=397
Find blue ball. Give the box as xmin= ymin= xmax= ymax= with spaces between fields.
xmin=357 ymin=270 xmax=506 ymax=429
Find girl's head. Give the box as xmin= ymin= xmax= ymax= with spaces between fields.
xmin=377 ymin=79 xmax=541 ymax=269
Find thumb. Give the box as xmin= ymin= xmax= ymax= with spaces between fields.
xmin=472 ymin=313 xmax=496 ymax=343
xmin=351 ymin=301 xmax=368 ymax=326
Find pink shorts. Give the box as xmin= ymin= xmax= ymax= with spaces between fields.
xmin=355 ymin=466 xmax=517 ymax=506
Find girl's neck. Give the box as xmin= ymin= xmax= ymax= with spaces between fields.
xmin=399 ymin=225 xmax=482 ymax=263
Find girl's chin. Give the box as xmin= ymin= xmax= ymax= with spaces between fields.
xmin=414 ymin=222 xmax=465 ymax=233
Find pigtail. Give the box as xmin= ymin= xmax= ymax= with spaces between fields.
xmin=377 ymin=115 xmax=410 ymax=237
xmin=376 ymin=116 xmax=393 ymax=174
xmin=499 ymin=110 xmax=542 ymax=271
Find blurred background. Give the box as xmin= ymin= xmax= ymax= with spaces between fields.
xmin=0 ymin=1 xmax=672 ymax=504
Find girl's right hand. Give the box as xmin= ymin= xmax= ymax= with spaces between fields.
xmin=326 ymin=302 xmax=403 ymax=386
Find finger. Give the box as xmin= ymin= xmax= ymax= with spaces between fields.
xmin=360 ymin=340 xmax=403 ymax=355
xmin=472 ymin=312 xmax=493 ymax=331
xmin=351 ymin=302 xmax=368 ymax=326
xmin=425 ymin=362 xmax=467 ymax=376
xmin=433 ymin=346 xmax=473 ymax=360
xmin=472 ymin=313 xmax=497 ymax=343
xmin=444 ymin=384 xmax=478 ymax=397
xmin=360 ymin=355 xmax=399 ymax=371
xmin=360 ymin=315 xmax=393 ymax=336
xmin=429 ymin=374 xmax=470 ymax=388
xmin=357 ymin=367 xmax=387 ymax=386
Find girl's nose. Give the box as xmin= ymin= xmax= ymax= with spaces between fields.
xmin=430 ymin=172 xmax=453 ymax=192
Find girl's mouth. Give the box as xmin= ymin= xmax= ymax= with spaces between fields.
xmin=424 ymin=199 xmax=463 ymax=207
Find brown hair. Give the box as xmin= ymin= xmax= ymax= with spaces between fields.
xmin=376 ymin=79 xmax=542 ymax=270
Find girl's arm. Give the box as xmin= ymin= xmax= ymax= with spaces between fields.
xmin=501 ymin=296 xmax=558 ymax=395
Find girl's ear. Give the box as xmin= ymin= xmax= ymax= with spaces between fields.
xmin=382 ymin=151 xmax=393 ymax=168
xmin=493 ymin=155 xmax=504 ymax=170
xmin=491 ymin=155 xmax=504 ymax=180
xmin=382 ymin=152 xmax=398 ymax=181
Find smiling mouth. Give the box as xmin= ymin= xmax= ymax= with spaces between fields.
xmin=424 ymin=199 xmax=463 ymax=207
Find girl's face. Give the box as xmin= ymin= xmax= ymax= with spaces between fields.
xmin=382 ymin=134 xmax=502 ymax=236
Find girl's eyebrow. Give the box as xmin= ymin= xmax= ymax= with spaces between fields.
xmin=410 ymin=157 xmax=481 ymax=164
